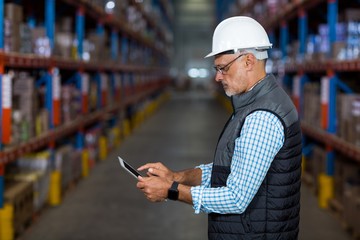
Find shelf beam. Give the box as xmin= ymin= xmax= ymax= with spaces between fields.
xmin=284 ymin=59 xmax=360 ymax=73
xmin=301 ymin=121 xmax=360 ymax=163
xmin=1 ymin=52 xmax=168 ymax=74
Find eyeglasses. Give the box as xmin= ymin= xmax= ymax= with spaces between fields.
xmin=213 ymin=53 xmax=246 ymax=75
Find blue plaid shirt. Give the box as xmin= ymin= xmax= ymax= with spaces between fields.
xmin=190 ymin=110 xmax=284 ymax=214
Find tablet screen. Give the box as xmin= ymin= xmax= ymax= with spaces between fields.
xmin=123 ymin=160 xmax=141 ymax=177
xmin=118 ymin=157 xmax=142 ymax=179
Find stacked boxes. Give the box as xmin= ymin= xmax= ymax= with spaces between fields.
xmin=4 ymin=3 xmax=23 ymax=53
xmin=275 ymin=13 xmax=360 ymax=62
xmin=55 ymin=145 xmax=82 ymax=191
xmin=15 ymin=151 xmax=51 ymax=212
xmin=19 ymin=23 xmax=32 ymax=54
xmin=338 ymin=158 xmax=360 ymax=236
xmin=343 ymin=8 xmax=360 ymax=60
xmin=3 ymin=181 xmax=33 ymax=237
xmin=126 ymin=6 xmax=146 ymax=34
xmin=54 ymin=17 xmax=74 ymax=59
xmin=305 ymin=21 xmax=360 ymax=61
xmin=31 ymin=27 xmax=51 ymax=57
xmin=35 ymin=109 xmax=49 ymax=136
xmin=303 ymin=83 xmax=321 ymax=127
xmin=334 ymin=158 xmax=360 ymax=204
xmin=10 ymin=170 xmax=51 ymax=213
xmin=343 ymin=185 xmax=360 ymax=236
xmin=34 ymin=85 xmax=49 ymax=137
xmin=112 ymin=0 xmax=129 ymax=22
xmin=3 ymin=151 xmax=52 ymax=238
xmin=61 ymin=85 xmax=81 ymax=124
xmin=88 ymin=30 xmax=108 ymax=62
xmin=72 ymin=151 xmax=82 ymax=182
xmin=55 ymin=146 xmax=73 ymax=191
xmin=266 ymin=0 xmax=289 ymax=16
xmin=89 ymin=80 xmax=98 ymax=112
xmin=345 ymin=21 xmax=360 ymax=60
xmin=337 ymin=94 xmax=360 ymax=146
xmin=54 ymin=32 xmax=74 ymax=59
xmin=317 ymin=23 xmax=347 ymax=60
xmin=12 ymin=72 xmax=36 ymax=143
xmin=85 ymin=128 xmax=101 ymax=168
xmin=305 ymin=146 xmax=327 ymax=194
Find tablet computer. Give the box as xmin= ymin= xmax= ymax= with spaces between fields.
xmin=118 ymin=157 xmax=142 ymax=179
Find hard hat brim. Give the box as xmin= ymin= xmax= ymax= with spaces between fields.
xmin=204 ymin=49 xmax=236 ymax=58
xmin=204 ymin=51 xmax=217 ymax=58
xmin=204 ymin=45 xmax=272 ymax=59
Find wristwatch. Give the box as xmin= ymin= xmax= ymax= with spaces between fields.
xmin=167 ymin=181 xmax=179 ymax=201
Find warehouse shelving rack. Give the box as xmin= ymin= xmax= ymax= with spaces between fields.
xmin=0 ymin=0 xmax=173 ymax=231
xmin=272 ymin=2 xmax=360 ymax=159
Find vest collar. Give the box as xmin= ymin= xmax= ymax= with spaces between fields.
xmin=231 ymin=74 xmax=276 ymax=111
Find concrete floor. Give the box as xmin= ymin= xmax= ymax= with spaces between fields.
xmin=20 ymin=91 xmax=353 ymax=240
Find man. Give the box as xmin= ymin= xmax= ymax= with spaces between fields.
xmin=137 ymin=16 xmax=302 ymax=239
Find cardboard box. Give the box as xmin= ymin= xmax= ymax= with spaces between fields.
xmin=61 ymin=85 xmax=81 ymax=124
xmin=332 ymin=41 xmax=346 ymax=60
xmin=9 ymin=170 xmax=51 ymax=212
xmin=343 ymin=183 xmax=360 ymax=235
xmin=13 ymin=72 xmax=36 ymax=140
xmin=4 ymin=19 xmax=20 ymax=52
xmin=55 ymin=145 xmax=81 ymax=191
xmin=306 ymin=146 xmax=326 ymax=193
xmin=58 ymin=17 xmax=73 ymax=33
xmin=31 ymin=27 xmax=51 ymax=57
xmin=5 ymin=3 xmax=23 ymax=22
xmin=337 ymin=94 xmax=360 ymax=144
xmin=20 ymin=23 xmax=33 ymax=54
xmin=303 ymin=83 xmax=321 ymax=127
xmin=54 ymin=32 xmax=74 ymax=58
xmin=4 ymin=180 xmax=33 ymax=236
xmin=334 ymin=159 xmax=344 ymax=204
xmin=344 ymin=8 xmax=360 ymax=22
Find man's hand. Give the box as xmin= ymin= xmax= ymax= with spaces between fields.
xmin=136 ymin=162 xmax=197 ymax=205
xmin=137 ymin=162 xmax=176 ymax=181
xmin=136 ymin=176 xmax=171 ymax=202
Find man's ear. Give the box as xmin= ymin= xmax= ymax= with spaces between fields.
xmin=245 ymin=54 xmax=256 ymax=69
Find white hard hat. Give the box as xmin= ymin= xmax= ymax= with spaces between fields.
xmin=205 ymin=16 xmax=272 ymax=59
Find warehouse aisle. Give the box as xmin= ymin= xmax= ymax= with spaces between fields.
xmin=20 ymin=91 xmax=352 ymax=240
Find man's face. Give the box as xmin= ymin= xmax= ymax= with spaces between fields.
xmin=214 ymin=53 xmax=248 ymax=97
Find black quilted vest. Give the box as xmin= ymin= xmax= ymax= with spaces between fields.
xmin=208 ymin=74 xmax=302 ymax=240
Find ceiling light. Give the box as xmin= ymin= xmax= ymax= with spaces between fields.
xmin=105 ymin=1 xmax=115 ymax=11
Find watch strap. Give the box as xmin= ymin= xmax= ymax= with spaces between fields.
xmin=171 ymin=181 xmax=179 ymax=190
xmin=167 ymin=181 xmax=179 ymax=200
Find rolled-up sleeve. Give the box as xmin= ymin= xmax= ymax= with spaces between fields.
xmin=191 ymin=163 xmax=212 ymax=214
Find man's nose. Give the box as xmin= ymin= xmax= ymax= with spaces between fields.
xmin=214 ymin=71 xmax=223 ymax=82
